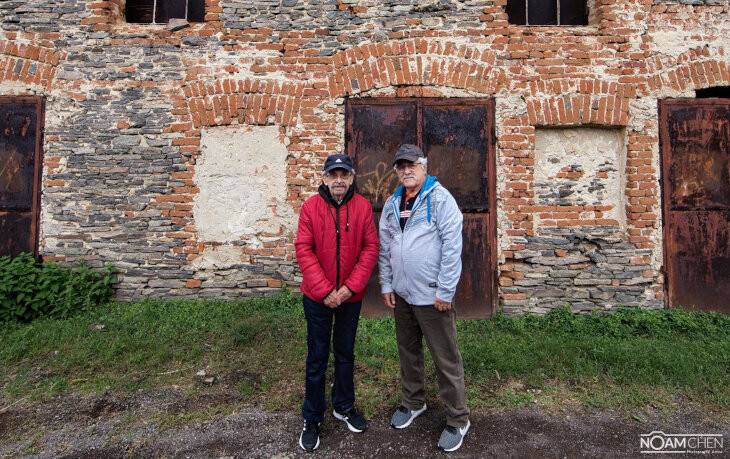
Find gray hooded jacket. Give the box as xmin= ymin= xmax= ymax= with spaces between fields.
xmin=378 ymin=175 xmax=463 ymax=305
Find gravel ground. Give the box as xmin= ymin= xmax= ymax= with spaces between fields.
xmin=1 ymin=389 xmax=728 ymax=458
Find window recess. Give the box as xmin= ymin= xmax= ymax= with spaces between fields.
xmin=506 ymin=0 xmax=588 ymax=26
xmin=125 ymin=0 xmax=205 ymax=24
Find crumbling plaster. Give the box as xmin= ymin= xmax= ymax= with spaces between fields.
xmin=193 ymin=125 xmax=295 ymax=246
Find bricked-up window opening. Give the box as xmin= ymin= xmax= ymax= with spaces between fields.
xmin=126 ymin=0 xmax=205 ymax=24
xmin=506 ymin=0 xmax=588 ymax=26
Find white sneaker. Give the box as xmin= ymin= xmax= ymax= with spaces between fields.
xmin=389 ymin=404 xmax=427 ymax=429
xmin=438 ymin=419 xmax=470 ymax=452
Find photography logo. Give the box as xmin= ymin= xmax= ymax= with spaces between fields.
xmin=640 ymin=431 xmax=724 ymax=454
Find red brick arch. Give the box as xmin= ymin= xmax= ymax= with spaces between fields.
xmin=326 ymin=39 xmax=507 ymax=97
xmin=525 ymin=93 xmax=630 ymax=126
xmin=657 ymin=58 xmax=730 ymax=94
xmin=0 ymin=36 xmax=63 ymax=90
xmin=646 ymin=46 xmax=730 ymax=94
xmin=174 ymin=78 xmax=305 ymax=130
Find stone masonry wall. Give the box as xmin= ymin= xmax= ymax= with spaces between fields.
xmin=0 ymin=0 xmax=728 ymax=311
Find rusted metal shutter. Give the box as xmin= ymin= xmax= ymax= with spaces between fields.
xmin=423 ymin=101 xmax=495 ymax=318
xmin=0 ymin=97 xmax=44 ymax=257
xmin=346 ymin=102 xmax=417 ymax=316
xmin=660 ymin=99 xmax=730 ymax=314
xmin=347 ymin=102 xmax=417 ymax=211
xmin=346 ymin=98 xmax=497 ymax=319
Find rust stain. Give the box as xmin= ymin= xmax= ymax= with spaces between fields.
xmin=668 ymin=106 xmax=730 ymax=210
xmin=667 ymin=211 xmax=730 ymax=314
xmin=0 ymin=211 xmax=32 ymax=257
xmin=664 ymin=101 xmax=730 ymax=313
xmin=424 ymin=105 xmax=489 ymax=211
xmin=0 ymin=99 xmax=41 ymax=257
xmin=0 ymin=149 xmax=23 ymax=192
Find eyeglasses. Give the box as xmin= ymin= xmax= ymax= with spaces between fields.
xmin=394 ymin=162 xmax=419 ymax=172
xmin=324 ymin=171 xmax=353 ymax=180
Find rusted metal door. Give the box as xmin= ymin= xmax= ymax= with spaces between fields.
xmin=346 ymin=98 xmax=497 ymax=319
xmin=0 ymin=97 xmax=44 ymax=257
xmin=660 ymin=99 xmax=730 ymax=313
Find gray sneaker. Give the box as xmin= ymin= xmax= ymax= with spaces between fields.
xmin=389 ymin=404 xmax=427 ymax=429
xmin=437 ymin=420 xmax=471 ymax=452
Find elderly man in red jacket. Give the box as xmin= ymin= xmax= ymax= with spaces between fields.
xmin=294 ymin=153 xmax=379 ymax=452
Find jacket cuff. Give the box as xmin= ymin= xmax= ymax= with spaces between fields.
xmin=381 ymin=284 xmax=393 ymax=294
xmin=436 ymin=289 xmax=455 ymax=303
xmin=342 ymin=282 xmax=356 ymax=296
xmin=317 ymin=285 xmax=336 ymax=302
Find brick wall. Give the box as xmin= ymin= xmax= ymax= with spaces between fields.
xmin=0 ymin=0 xmax=728 ymax=310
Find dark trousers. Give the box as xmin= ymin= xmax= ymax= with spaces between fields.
xmin=302 ymin=295 xmax=362 ymax=422
xmin=394 ymin=295 xmax=470 ymax=428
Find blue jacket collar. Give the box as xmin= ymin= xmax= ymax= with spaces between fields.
xmin=392 ymin=175 xmax=439 ymax=225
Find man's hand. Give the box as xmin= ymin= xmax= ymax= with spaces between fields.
xmin=324 ymin=290 xmax=340 ymax=308
xmin=336 ymin=285 xmax=353 ymax=304
xmin=434 ymin=298 xmax=452 ymax=312
xmin=382 ymin=292 xmax=396 ymax=309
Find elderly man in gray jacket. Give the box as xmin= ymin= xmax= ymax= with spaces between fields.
xmin=379 ymin=144 xmax=470 ymax=452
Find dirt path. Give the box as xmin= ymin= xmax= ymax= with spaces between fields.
xmin=1 ymin=389 xmax=727 ymax=458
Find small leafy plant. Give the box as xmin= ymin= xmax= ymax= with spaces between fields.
xmin=0 ymin=252 xmax=114 ymax=322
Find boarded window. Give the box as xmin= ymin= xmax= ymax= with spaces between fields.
xmin=126 ymin=0 xmax=205 ymax=24
xmin=507 ymin=0 xmax=588 ymax=26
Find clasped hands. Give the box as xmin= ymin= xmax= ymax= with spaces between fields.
xmin=324 ymin=285 xmax=353 ymax=308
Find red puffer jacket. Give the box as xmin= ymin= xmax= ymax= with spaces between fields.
xmin=295 ymin=184 xmax=379 ymax=303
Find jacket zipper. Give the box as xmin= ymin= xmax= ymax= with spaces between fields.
xmin=335 ymin=205 xmax=341 ymax=288
xmin=399 ymin=198 xmax=407 ymax=297
xmin=396 ymin=189 xmax=428 ymax=299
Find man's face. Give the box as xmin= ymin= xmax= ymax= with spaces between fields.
xmin=395 ymin=160 xmax=426 ymax=190
xmin=322 ymin=168 xmax=354 ymax=200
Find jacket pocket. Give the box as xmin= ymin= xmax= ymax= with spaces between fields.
xmin=385 ymin=210 xmax=400 ymax=237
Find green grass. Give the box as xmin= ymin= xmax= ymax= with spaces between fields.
xmin=0 ymin=291 xmax=307 ymax=407
xmin=1 ymin=291 xmax=729 ymax=421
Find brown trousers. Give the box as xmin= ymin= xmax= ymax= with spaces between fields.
xmin=394 ymin=296 xmax=470 ymax=428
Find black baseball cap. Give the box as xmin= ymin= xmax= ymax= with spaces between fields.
xmin=393 ymin=144 xmax=425 ymax=165
xmin=323 ymin=153 xmax=355 ymax=173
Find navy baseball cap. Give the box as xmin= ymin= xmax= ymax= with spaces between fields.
xmin=393 ymin=144 xmax=425 ymax=165
xmin=323 ymin=153 xmax=355 ymax=173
